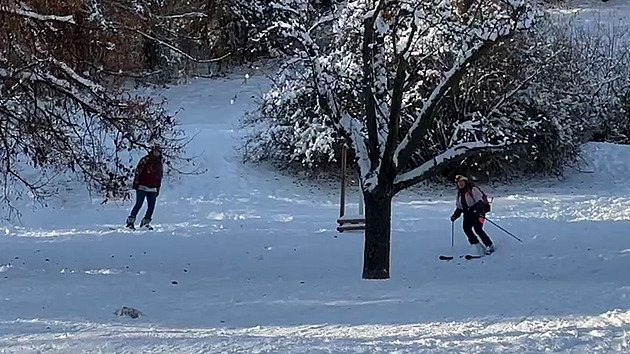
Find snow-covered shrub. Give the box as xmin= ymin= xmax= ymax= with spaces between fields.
xmin=585 ymin=18 xmax=630 ymax=144
xmin=241 ymin=1 xmax=343 ymax=168
xmin=242 ymin=63 xmax=339 ymax=167
xmin=601 ymin=93 xmax=630 ymax=143
xmin=457 ymin=14 xmax=630 ymax=178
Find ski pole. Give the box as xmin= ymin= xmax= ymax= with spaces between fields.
xmin=451 ymin=221 xmax=454 ymax=249
xmin=482 ymin=217 xmax=523 ymax=243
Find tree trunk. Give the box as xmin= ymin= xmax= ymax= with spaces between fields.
xmin=362 ymin=188 xmax=392 ymax=279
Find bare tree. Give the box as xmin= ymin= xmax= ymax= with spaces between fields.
xmin=0 ymin=0 xmax=223 ymax=218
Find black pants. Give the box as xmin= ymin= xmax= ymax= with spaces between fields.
xmin=463 ymin=213 xmax=493 ymax=247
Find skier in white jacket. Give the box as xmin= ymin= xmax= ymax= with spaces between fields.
xmin=450 ymin=175 xmax=495 ymax=255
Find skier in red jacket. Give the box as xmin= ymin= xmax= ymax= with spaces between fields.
xmin=126 ymin=145 xmax=164 ymax=229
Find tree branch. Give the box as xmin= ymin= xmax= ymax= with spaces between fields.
xmin=133 ymin=29 xmax=230 ymax=63
xmin=155 ymin=12 xmax=207 ymax=20
xmin=379 ymin=57 xmax=407 ymax=182
xmin=362 ymin=1 xmax=386 ymax=169
xmin=340 ymin=114 xmax=370 ymax=179
xmin=393 ymin=141 xmax=505 ymax=193
xmin=0 ymin=6 xmax=75 ymax=24
xmin=394 ymin=20 xmax=523 ymax=173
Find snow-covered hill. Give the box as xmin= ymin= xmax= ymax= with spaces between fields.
xmin=0 ymin=1 xmax=630 ymax=352
xmin=560 ymin=0 xmax=630 ymax=23
xmin=0 ymin=72 xmax=628 ymax=353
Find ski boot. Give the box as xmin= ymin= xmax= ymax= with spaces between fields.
xmin=125 ymin=216 xmax=136 ymax=230
xmin=140 ymin=218 xmax=153 ymax=230
xmin=485 ymin=245 xmax=495 ymax=255
xmin=473 ymin=243 xmax=486 ymax=256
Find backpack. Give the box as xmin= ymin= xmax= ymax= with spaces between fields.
xmin=478 ymin=188 xmax=492 ymax=213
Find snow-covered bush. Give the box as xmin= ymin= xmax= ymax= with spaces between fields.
xmin=241 ymin=1 xmax=342 ymax=167
xmin=599 ymin=94 xmax=630 ymax=144
xmin=462 ymin=14 xmax=630 ymax=178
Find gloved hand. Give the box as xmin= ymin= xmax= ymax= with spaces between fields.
xmin=475 ymin=204 xmax=485 ymax=217
xmin=156 ymin=188 xmax=160 ymax=197
xmin=451 ymin=209 xmax=462 ymax=222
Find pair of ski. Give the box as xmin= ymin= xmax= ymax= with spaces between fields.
xmin=439 ymin=254 xmax=483 ymax=260
xmin=443 ymin=222 xmax=494 ymax=261
xmin=108 ymin=225 xmax=154 ymax=231
xmin=127 ymin=225 xmax=153 ymax=231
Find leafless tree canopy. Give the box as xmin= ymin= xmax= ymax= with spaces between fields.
xmin=0 ymin=0 xmax=190 ymax=215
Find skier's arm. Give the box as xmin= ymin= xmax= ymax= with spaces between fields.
xmin=156 ymin=161 xmax=163 ymax=196
xmin=452 ymin=194 xmax=463 ymax=221
xmin=470 ymin=187 xmax=485 ymax=215
xmin=132 ymin=157 xmax=147 ymax=189
xmin=451 ymin=208 xmax=463 ymax=221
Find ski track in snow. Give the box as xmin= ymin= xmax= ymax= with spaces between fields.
xmin=1 ymin=3 xmax=630 ymax=352
xmin=0 ymin=310 xmax=629 ymax=353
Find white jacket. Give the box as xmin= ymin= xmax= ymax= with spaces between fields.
xmin=455 ymin=186 xmax=483 ymax=211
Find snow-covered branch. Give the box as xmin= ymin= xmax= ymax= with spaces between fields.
xmin=394 ymin=39 xmax=486 ymax=169
xmin=362 ymin=1 xmax=387 ymax=168
xmin=308 ymin=14 xmax=335 ymax=34
xmin=270 ymin=3 xmax=302 ymax=17
xmin=488 ymin=67 xmax=542 ymax=117
xmin=272 ymin=21 xmax=318 ymax=51
xmin=48 ymin=57 xmax=105 ymax=95
xmin=393 ymin=1 xmax=537 ymax=173
xmin=156 ymin=12 xmax=207 ymax=20
xmin=340 ymin=114 xmax=370 ymax=179
xmin=0 ymin=7 xmax=75 ymax=24
xmin=393 ymin=141 xmax=505 ymax=192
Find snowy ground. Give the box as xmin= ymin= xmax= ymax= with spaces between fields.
xmin=1 ymin=3 xmax=630 ymax=353
xmin=560 ymin=0 xmax=630 ymax=24
xmin=1 ymin=77 xmax=629 ymax=353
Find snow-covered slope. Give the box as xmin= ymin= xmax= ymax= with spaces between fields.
xmin=559 ymin=0 xmax=630 ymax=23
xmin=0 ymin=73 xmax=628 ymax=353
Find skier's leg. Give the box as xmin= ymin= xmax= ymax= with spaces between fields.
xmin=142 ymin=192 xmax=157 ymax=224
xmin=462 ymin=215 xmax=480 ymax=245
xmin=473 ymin=217 xmax=493 ymax=247
xmin=129 ymin=190 xmax=147 ymax=219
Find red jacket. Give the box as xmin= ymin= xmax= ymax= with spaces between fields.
xmin=133 ymin=155 xmax=163 ymax=189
